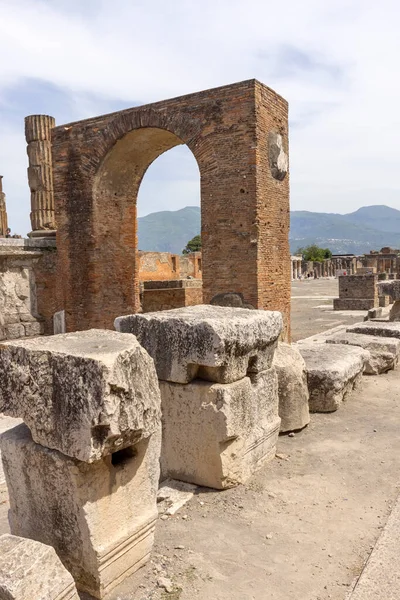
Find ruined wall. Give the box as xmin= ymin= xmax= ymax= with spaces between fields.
xmin=0 ymin=249 xmax=43 ymax=340
xmin=51 ymin=79 xmax=290 ymax=339
xmin=139 ymin=251 xmax=180 ymax=281
xmin=333 ymin=274 xmax=378 ymax=311
xmin=0 ymin=239 xmax=57 ymax=339
xmin=179 ymin=252 xmax=202 ymax=279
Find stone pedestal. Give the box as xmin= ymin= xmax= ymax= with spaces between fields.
xmin=116 ymin=305 xmax=283 ymax=488
xmin=1 ymin=424 xmax=160 ymax=599
xmin=0 ymin=330 xmax=162 ymax=598
xmin=25 ymin=115 xmax=56 ymax=236
xmin=159 ymin=369 xmax=280 ymax=489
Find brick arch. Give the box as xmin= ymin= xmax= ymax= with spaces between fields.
xmin=53 ymin=80 xmax=291 ymax=338
xmin=91 ymin=126 xmax=202 ymax=326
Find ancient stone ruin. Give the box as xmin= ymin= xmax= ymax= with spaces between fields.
xmin=0 ymin=330 xmax=162 ymax=598
xmin=116 ymin=305 xmax=282 ymax=489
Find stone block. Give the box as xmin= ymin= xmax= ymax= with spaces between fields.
xmin=347 ymin=321 xmax=400 ymax=339
xmin=333 ymin=298 xmax=376 ymax=311
xmin=0 ymin=534 xmax=79 ymax=600
xmin=4 ymin=323 xmax=25 ymax=340
xmin=379 ymin=280 xmax=400 ymax=301
xmin=1 ymin=423 xmax=161 ymax=599
xmin=159 ymin=368 xmax=280 ymax=489
xmin=0 ymin=329 xmax=161 ymax=462
xmin=115 ymin=305 xmax=283 ymax=384
xmin=325 ymin=331 xmax=400 ymax=374
xmin=53 ymin=309 xmax=66 ymax=334
xmin=297 ymin=344 xmax=368 ymax=412
xmin=272 ymin=343 xmax=310 ymax=432
xmin=23 ymin=320 xmax=42 ymax=337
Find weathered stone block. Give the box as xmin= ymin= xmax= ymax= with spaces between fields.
xmin=0 ymin=534 xmax=79 ymax=600
xmin=115 ymin=305 xmax=283 ymax=384
xmin=1 ymin=423 xmax=161 ymax=599
xmin=0 ymin=329 xmax=161 ymax=462
xmin=347 ymin=321 xmax=400 ymax=339
xmin=272 ymin=343 xmax=310 ymax=432
xmin=159 ymin=368 xmax=280 ymax=489
xmin=297 ymin=344 xmax=368 ymax=412
xmin=325 ymin=331 xmax=400 ymax=374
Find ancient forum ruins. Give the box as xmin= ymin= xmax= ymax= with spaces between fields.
xmin=1 ymin=78 xmax=400 ymax=599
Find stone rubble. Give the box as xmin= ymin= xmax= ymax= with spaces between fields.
xmin=325 ymin=331 xmax=400 ymax=375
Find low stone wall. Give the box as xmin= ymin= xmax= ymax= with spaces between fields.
xmin=142 ymin=279 xmax=203 ymax=312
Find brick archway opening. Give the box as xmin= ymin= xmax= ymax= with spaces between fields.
xmin=92 ymin=127 xmax=200 ymax=326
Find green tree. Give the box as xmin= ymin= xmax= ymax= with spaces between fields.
xmin=296 ymin=245 xmax=332 ymax=262
xmin=182 ymin=234 xmax=201 ymax=254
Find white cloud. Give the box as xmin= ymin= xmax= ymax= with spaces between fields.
xmin=0 ymin=0 xmax=399 ymax=234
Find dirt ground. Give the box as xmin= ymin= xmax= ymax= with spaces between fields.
xmin=0 ymin=279 xmax=398 ymax=600
xmin=291 ymin=279 xmax=367 ymax=342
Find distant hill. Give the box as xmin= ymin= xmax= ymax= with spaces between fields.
xmin=138 ymin=206 xmax=201 ymax=254
xmin=137 ymin=204 xmax=400 ymax=255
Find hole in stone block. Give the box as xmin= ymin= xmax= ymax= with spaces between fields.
xmin=111 ymin=446 xmax=137 ymax=467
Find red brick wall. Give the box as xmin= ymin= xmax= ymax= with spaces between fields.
xmin=52 ymin=79 xmax=290 ymax=337
xmin=139 ymin=251 xmax=180 ymax=281
xmin=143 ymin=287 xmax=203 ymax=312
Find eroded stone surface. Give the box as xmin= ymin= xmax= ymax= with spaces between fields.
xmin=325 ymin=331 xmax=400 ymax=375
xmin=1 ymin=423 xmax=161 ymax=599
xmin=272 ymin=343 xmax=310 ymax=432
xmin=297 ymin=344 xmax=368 ymax=412
xmin=115 ymin=305 xmax=283 ymax=384
xmin=0 ymin=329 xmax=161 ymax=462
xmin=379 ymin=280 xmax=400 ymax=301
xmin=159 ymin=368 xmax=280 ymax=489
xmin=0 ymin=534 xmax=79 ymax=600
xmin=347 ymin=321 xmax=400 ymax=339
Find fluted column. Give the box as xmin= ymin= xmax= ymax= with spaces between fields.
xmin=25 ymin=115 xmax=56 ymax=237
xmin=0 ymin=176 xmax=8 ymax=237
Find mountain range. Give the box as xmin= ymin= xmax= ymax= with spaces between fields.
xmin=138 ymin=205 xmax=400 ymax=255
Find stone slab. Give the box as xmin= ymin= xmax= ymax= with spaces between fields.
xmin=297 ymin=344 xmax=368 ymax=412
xmin=159 ymin=368 xmax=280 ymax=489
xmin=0 ymin=329 xmax=161 ymax=462
xmin=115 ymin=305 xmax=283 ymax=384
xmin=1 ymin=423 xmax=161 ymax=599
xmin=325 ymin=331 xmax=400 ymax=375
xmin=347 ymin=493 xmax=400 ymax=599
xmin=272 ymin=343 xmax=310 ymax=432
xmin=0 ymin=534 xmax=79 ymax=600
xmin=347 ymin=321 xmax=400 ymax=339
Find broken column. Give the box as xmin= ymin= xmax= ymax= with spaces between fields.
xmin=25 ymin=115 xmax=56 ymax=237
xmin=116 ymin=305 xmax=283 ymax=489
xmin=0 ymin=177 xmax=8 ymax=237
xmin=0 ymin=330 xmax=162 ymax=599
xmin=0 ymin=534 xmax=80 ymax=600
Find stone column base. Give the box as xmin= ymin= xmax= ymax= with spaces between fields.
xmin=27 ymin=229 xmax=57 ymax=238
xmin=0 ymin=424 xmax=161 ymax=599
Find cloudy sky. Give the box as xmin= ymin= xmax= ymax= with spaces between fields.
xmin=0 ymin=0 xmax=399 ymax=235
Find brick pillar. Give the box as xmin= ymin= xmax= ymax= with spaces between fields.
xmin=25 ymin=115 xmax=56 ymax=237
xmin=0 ymin=176 xmax=8 ymax=236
